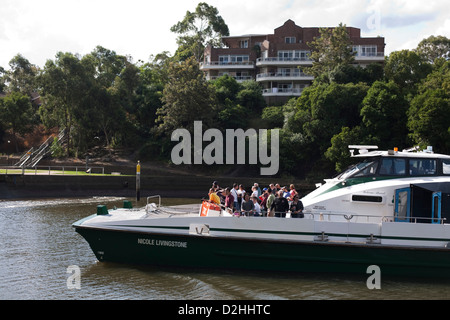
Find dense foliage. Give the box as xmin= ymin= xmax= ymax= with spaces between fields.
xmin=0 ymin=3 xmax=449 ymax=180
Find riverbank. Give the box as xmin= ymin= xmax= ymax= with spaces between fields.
xmin=0 ymin=173 xmax=315 ymax=200
xmin=0 ymin=155 xmax=316 ymax=200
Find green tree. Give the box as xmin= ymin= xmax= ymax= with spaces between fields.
xmin=384 ymin=50 xmax=432 ymax=93
xmin=360 ymin=80 xmax=409 ymax=149
xmin=294 ymin=83 xmax=368 ymax=150
xmin=212 ymin=74 xmax=241 ymax=104
xmin=217 ymin=102 xmax=248 ymax=129
xmin=156 ymin=57 xmax=217 ymax=134
xmin=262 ymin=106 xmax=285 ymax=128
xmin=6 ymin=54 xmax=38 ymax=95
xmin=407 ymin=61 xmax=450 ymax=153
xmin=84 ymin=46 xmax=127 ymax=88
xmin=287 ymin=82 xmax=368 ymax=177
xmin=83 ymin=47 xmax=141 ymax=149
xmin=331 ymin=63 xmax=384 ymax=85
xmin=325 ymin=126 xmax=364 ymax=172
xmin=0 ymin=66 xmax=6 ymax=92
xmin=415 ymin=35 xmax=450 ymax=63
xmin=171 ymin=2 xmax=229 ymax=61
xmin=307 ymin=23 xmax=356 ymax=83
xmin=0 ymin=91 xmax=34 ymax=152
xmin=236 ymin=80 xmax=266 ymax=111
xmin=38 ymin=52 xmax=94 ymax=155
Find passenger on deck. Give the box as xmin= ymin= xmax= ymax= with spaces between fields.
xmin=241 ymin=193 xmax=254 ymax=216
xmin=237 ymin=184 xmax=246 ymax=209
xmin=251 ymin=195 xmax=261 ymax=217
xmin=290 ymin=195 xmax=304 ymax=218
xmin=271 ymin=191 xmax=289 ymax=218
xmin=275 ymin=184 xmax=281 ymax=192
xmin=231 ymin=183 xmax=240 ymax=212
xmin=260 ymin=188 xmax=269 ymax=215
xmin=266 ymin=188 xmax=275 ymax=217
xmin=282 ymin=186 xmax=290 ymax=198
xmin=289 ymin=184 xmax=298 ymax=200
xmin=251 ymin=185 xmax=259 ymax=198
xmin=224 ymin=188 xmax=235 ymax=214
xmin=208 ymin=188 xmax=221 ymax=205
xmin=253 ymin=183 xmax=261 ymax=197
xmin=212 ymin=181 xmax=224 ymax=203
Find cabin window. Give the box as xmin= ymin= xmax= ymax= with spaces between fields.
xmin=379 ymin=158 xmax=406 ymax=176
xmin=443 ymin=159 xmax=450 ymax=175
xmin=352 ymin=195 xmax=383 ymax=203
xmin=409 ymin=159 xmax=436 ymax=175
xmin=352 ymin=160 xmax=379 ymax=178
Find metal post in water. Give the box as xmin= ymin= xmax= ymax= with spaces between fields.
xmin=136 ymin=160 xmax=141 ymax=202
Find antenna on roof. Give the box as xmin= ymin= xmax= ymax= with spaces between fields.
xmin=348 ymin=145 xmax=378 ymax=156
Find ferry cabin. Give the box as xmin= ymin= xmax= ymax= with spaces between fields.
xmin=301 ymin=148 xmax=450 ymax=225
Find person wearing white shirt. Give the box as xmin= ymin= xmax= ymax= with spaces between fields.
xmin=231 ymin=183 xmax=240 ymax=212
xmin=251 ymin=195 xmax=261 ymax=217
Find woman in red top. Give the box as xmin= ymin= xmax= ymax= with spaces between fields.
xmin=289 ymin=184 xmax=298 ymax=200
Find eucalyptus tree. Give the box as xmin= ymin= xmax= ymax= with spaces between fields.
xmin=0 ymin=66 xmax=6 ymax=92
xmin=408 ymin=60 xmax=450 ymax=153
xmin=38 ymin=52 xmax=94 ymax=155
xmin=306 ymin=23 xmax=356 ymax=83
xmin=384 ymin=50 xmax=432 ymax=94
xmin=156 ymin=56 xmax=217 ymax=135
xmin=0 ymin=91 xmax=34 ymax=152
xmin=415 ymin=35 xmax=450 ymax=63
xmin=360 ymin=80 xmax=409 ymax=149
xmin=171 ymin=2 xmax=229 ymax=61
xmin=6 ymin=54 xmax=38 ymax=96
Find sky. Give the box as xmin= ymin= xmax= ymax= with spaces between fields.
xmin=0 ymin=0 xmax=449 ymax=69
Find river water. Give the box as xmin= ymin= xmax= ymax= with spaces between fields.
xmin=1 ymin=196 xmax=450 ymax=301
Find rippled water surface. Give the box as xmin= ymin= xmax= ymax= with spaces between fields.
xmin=1 ymin=196 xmax=450 ymax=300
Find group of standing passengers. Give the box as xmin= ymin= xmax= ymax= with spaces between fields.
xmin=207 ymin=181 xmax=304 ymax=218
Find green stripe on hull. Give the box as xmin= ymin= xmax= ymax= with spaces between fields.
xmin=110 ymin=224 xmax=450 ymax=243
xmin=317 ymin=176 xmax=400 ymax=197
xmin=75 ymin=227 xmax=450 ymax=278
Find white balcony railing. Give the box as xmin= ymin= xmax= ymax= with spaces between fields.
xmin=262 ymin=88 xmax=305 ymax=96
xmin=354 ymin=52 xmax=384 ymax=61
xmin=256 ymin=72 xmax=314 ymax=81
xmin=200 ymin=61 xmax=255 ymax=69
xmin=206 ymin=75 xmax=253 ymax=82
xmin=256 ymin=57 xmax=313 ymax=66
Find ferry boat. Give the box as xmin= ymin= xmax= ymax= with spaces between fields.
xmin=73 ymin=146 xmax=450 ymax=278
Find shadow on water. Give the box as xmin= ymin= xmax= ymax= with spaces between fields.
xmin=79 ymin=259 xmax=450 ymax=300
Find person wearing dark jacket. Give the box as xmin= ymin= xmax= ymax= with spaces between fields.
xmin=290 ymin=195 xmax=304 ymax=218
xmin=271 ymin=191 xmax=289 ymax=218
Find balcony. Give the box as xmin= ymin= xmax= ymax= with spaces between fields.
xmin=354 ymin=52 xmax=385 ymax=62
xmin=206 ymin=75 xmax=253 ymax=82
xmin=256 ymin=72 xmax=314 ymax=82
xmin=256 ymin=57 xmax=313 ymax=67
xmin=200 ymin=61 xmax=255 ymax=70
xmin=262 ymin=88 xmax=305 ymax=97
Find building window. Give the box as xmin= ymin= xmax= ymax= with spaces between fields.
xmin=353 ymin=45 xmax=378 ymax=57
xmin=362 ymin=45 xmax=377 ymax=56
xmin=278 ymin=51 xmax=293 ymax=60
xmin=219 ymin=56 xmax=229 ymax=64
xmin=285 ymin=37 xmax=296 ymax=44
xmin=219 ymin=55 xmax=249 ymax=64
xmin=240 ymin=40 xmax=248 ymax=48
xmin=278 ymin=50 xmax=311 ymax=61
